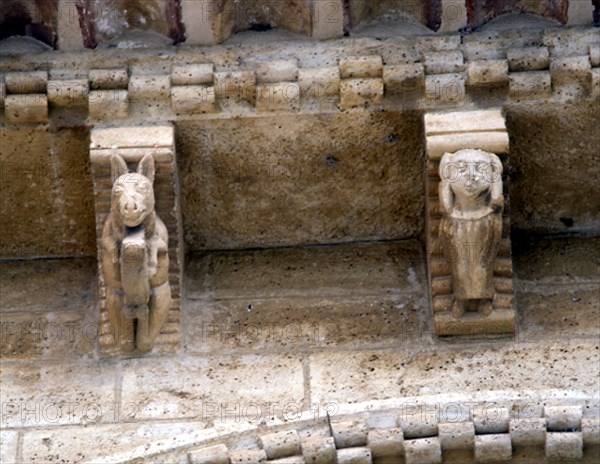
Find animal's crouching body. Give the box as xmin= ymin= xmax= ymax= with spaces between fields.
xmin=101 ymin=153 xmax=171 ymax=354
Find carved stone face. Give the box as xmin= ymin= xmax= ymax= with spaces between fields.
xmin=112 ymin=173 xmax=155 ymax=227
xmin=440 ymin=149 xmax=501 ymax=201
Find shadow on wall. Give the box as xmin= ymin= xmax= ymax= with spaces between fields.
xmin=0 ymin=0 xmax=57 ymax=46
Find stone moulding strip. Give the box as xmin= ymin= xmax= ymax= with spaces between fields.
xmin=424 ymin=108 xmax=515 ymax=337
xmin=185 ymin=403 xmax=599 ymax=464
xmin=89 ymin=124 xmax=183 ymax=357
xmin=1 ymin=28 xmax=598 ymax=125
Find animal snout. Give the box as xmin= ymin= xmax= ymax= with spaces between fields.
xmin=122 ymin=197 xmax=146 ymax=214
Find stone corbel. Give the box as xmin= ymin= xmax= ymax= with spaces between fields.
xmin=90 ymin=124 xmax=183 ymax=356
xmin=424 ymin=109 xmax=516 ymax=336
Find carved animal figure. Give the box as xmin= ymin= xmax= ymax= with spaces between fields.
xmin=438 ymin=149 xmax=503 ymax=318
xmin=101 ymin=153 xmax=171 ymax=353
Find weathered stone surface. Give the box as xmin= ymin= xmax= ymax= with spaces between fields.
xmin=298 ymin=67 xmax=340 ymax=98
xmin=185 ymin=241 xmax=427 ymax=353
xmin=507 ymin=47 xmax=550 ymax=72
xmin=4 ymin=94 xmax=48 ymax=123
xmin=47 ymin=79 xmax=89 ymax=106
xmin=259 ymin=430 xmax=301 ymax=460
xmin=89 ymin=68 xmax=128 ymax=90
xmin=120 ymin=355 xmax=304 ymax=421
xmin=252 ymin=60 xmax=298 ymax=83
xmin=0 ymin=126 xmax=96 ymax=259
xmin=188 ymin=443 xmax=230 ymax=464
xmin=171 ymin=85 xmax=216 ymax=114
xmin=176 ymin=112 xmax=424 ymax=250
xmin=340 ymin=78 xmax=384 ymax=109
xmin=128 ymin=74 xmax=171 ymax=101
xmin=171 ymin=64 xmax=214 ymax=86
xmin=5 ymin=71 xmax=47 ymax=94
xmin=474 ymin=434 xmax=511 ymax=462
xmin=509 ymin=72 xmax=551 ymax=100
xmin=301 ymin=436 xmax=336 ymax=463
xmin=467 ymin=60 xmax=509 ymax=85
xmin=367 ymin=428 xmax=404 ymax=457
xmin=509 ymin=418 xmax=547 ymax=447
xmin=506 ymin=101 xmax=600 ymax=234
xmin=336 ymin=447 xmax=372 ymax=464
xmin=332 ymin=419 xmax=368 ymax=448
xmin=88 ymin=90 xmax=129 ymax=120
xmin=214 ymin=70 xmax=256 ymax=104
xmin=256 ymin=82 xmax=300 ymax=111
xmin=404 ymin=437 xmax=441 ymax=464
xmin=545 ymin=432 xmax=583 ymax=460
xmin=425 ymin=74 xmax=465 ymax=104
xmin=544 ymin=405 xmax=582 ymax=431
xmin=0 ymin=431 xmax=19 ymax=464
xmin=423 ymin=51 xmax=464 ymax=74
xmin=0 ymin=360 xmax=117 ymax=427
xmin=309 ymin=342 xmax=599 ymax=405
xmin=438 ymin=422 xmax=474 ymax=450
xmin=339 ymin=56 xmax=383 ymax=79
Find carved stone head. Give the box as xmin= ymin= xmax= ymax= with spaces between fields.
xmin=439 ymin=149 xmax=503 ymax=203
xmin=110 ymin=153 xmax=155 ymax=228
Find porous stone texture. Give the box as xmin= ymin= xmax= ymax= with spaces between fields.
xmin=506 ymin=101 xmax=600 ymax=234
xmin=0 ymin=126 xmax=96 ymax=259
xmin=176 ymin=111 xmax=424 ymax=250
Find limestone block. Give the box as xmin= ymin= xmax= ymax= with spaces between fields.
xmin=269 ymin=458 xmax=305 ymax=464
xmin=507 ymin=47 xmax=550 ymax=72
xmin=474 ymin=434 xmax=512 ymax=463
xmin=424 ymin=108 xmax=505 ymax=135
xmin=473 ymin=406 xmax=510 ymax=434
xmin=383 ymin=64 xmax=424 ymax=96
xmin=592 ymin=68 xmax=600 ymax=98
xmin=301 ymin=436 xmax=336 ymax=463
xmin=256 ymin=83 xmax=300 ymax=111
xmin=339 ymin=56 xmax=383 ymax=79
xmin=180 ymin=0 xmax=216 ymax=45
xmin=171 ymin=64 xmax=214 ymax=86
xmin=467 ymin=60 xmax=509 ymax=85
xmin=252 ymin=60 xmax=298 ymax=83
xmin=401 ymin=415 xmax=438 ymax=439
xmin=89 ymin=68 xmax=128 ymax=90
xmin=567 ymin=0 xmax=594 ymax=25
xmin=229 ymin=449 xmax=268 ymax=463
xmin=171 ymin=85 xmax=216 ymax=114
xmin=0 ymin=431 xmax=18 ymax=464
xmin=332 ymin=419 xmax=368 ymax=448
xmin=47 ymin=79 xmax=89 ymax=106
xmin=56 ymin=0 xmax=85 ymax=50
xmin=188 ymin=443 xmax=230 ymax=464
xmin=259 ymin=430 xmax=301 ymax=459
xmin=438 ymin=0 xmax=468 ymax=32
xmin=4 ymin=94 xmax=48 ymax=123
xmin=367 ymin=428 xmax=404 ymax=457
xmin=550 ymin=56 xmax=591 ymax=84
xmin=298 ymin=67 xmax=340 ymax=98
xmin=582 ymin=417 xmax=600 ymax=445
xmin=425 ymin=132 xmax=509 ymax=160
xmin=424 ymin=51 xmax=465 ymax=74
xmin=509 ymin=418 xmax=547 ymax=447
xmin=313 ymin=0 xmax=344 ymax=39
xmin=214 ymin=71 xmax=256 ymax=104
xmin=5 ymin=71 xmax=47 ymax=94
xmin=129 ymin=75 xmax=171 ymax=102
xmin=544 ymin=405 xmax=582 ymax=431
xmin=590 ymin=45 xmax=600 ymax=67
xmin=425 ymin=74 xmax=465 ymax=104
xmin=340 ymin=78 xmax=384 ymax=109
xmin=545 ymin=432 xmax=583 ymax=460
xmin=509 ymin=72 xmax=551 ymax=100
xmin=336 ymin=448 xmax=372 ymax=464
xmin=88 ymin=90 xmax=129 ymax=120
xmin=404 ymin=437 xmax=442 ymax=464
xmin=438 ymin=422 xmax=475 ymax=450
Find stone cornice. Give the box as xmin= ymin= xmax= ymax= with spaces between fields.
xmin=0 ymin=27 xmax=598 ymax=127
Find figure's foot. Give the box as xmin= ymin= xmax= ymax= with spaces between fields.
xmin=480 ymin=300 xmax=493 ymax=317
xmin=452 ymin=300 xmax=465 ymax=319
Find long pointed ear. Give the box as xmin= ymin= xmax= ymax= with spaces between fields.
xmin=137 ymin=153 xmax=155 ymax=184
xmin=111 ymin=154 xmax=128 ymax=183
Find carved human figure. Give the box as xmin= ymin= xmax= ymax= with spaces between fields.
xmin=101 ymin=153 xmax=171 ymax=353
xmin=438 ymin=149 xmax=503 ymax=318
